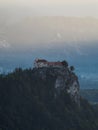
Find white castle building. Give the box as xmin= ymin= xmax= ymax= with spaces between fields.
xmin=34 ymin=59 xmax=64 ymax=68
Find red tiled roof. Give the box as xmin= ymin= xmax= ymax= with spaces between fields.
xmin=48 ymin=62 xmax=62 ymax=66
xmin=35 ymin=59 xmax=63 ymax=66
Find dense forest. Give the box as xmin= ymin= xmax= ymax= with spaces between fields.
xmin=0 ymin=68 xmax=98 ymax=130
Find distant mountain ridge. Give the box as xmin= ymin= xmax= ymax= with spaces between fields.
xmin=0 ymin=16 xmax=98 ymax=50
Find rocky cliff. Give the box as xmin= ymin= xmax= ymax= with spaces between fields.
xmin=0 ymin=66 xmax=98 ymax=130
xmin=33 ymin=66 xmax=80 ymax=105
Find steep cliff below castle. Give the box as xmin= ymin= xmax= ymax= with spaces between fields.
xmin=33 ymin=67 xmax=80 ymax=105
xmin=0 ymin=67 xmax=98 ymax=130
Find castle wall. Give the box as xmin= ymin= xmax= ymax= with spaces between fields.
xmin=34 ymin=59 xmax=63 ymax=68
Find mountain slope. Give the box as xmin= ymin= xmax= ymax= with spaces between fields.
xmin=0 ymin=66 xmax=98 ymax=130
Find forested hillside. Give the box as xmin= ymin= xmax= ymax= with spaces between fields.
xmin=0 ymin=68 xmax=98 ymax=130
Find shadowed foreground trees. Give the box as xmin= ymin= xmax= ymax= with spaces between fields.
xmin=0 ymin=68 xmax=98 ymax=130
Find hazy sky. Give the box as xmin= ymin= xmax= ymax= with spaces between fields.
xmin=0 ymin=0 xmax=98 ymax=18
xmin=0 ymin=0 xmax=98 ymax=50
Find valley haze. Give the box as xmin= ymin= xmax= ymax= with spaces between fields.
xmin=0 ymin=16 xmax=98 ymax=89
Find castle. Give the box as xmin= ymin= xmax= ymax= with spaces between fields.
xmin=34 ymin=59 xmax=64 ymax=68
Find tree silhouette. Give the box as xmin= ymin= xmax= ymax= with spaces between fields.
xmin=62 ymin=60 xmax=68 ymax=67
xmin=70 ymin=66 xmax=75 ymax=71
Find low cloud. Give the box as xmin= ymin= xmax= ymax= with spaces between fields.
xmin=0 ymin=40 xmax=11 ymax=49
xmin=57 ymin=33 xmax=62 ymax=39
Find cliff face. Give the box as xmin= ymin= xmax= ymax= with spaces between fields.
xmin=0 ymin=67 xmax=98 ymax=130
xmin=33 ymin=67 xmax=80 ymax=105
